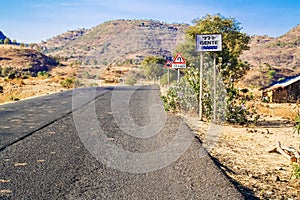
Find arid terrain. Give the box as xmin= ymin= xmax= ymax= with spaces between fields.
xmin=2 ymin=78 xmax=299 ymax=199
xmin=184 ymin=109 xmax=300 ymax=199
xmin=1 ymin=19 xmax=300 ymax=199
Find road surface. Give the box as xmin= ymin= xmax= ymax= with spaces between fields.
xmin=0 ymin=85 xmax=243 ymax=199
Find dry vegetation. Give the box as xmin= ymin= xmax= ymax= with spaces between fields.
xmin=183 ymin=101 xmax=300 ymax=199
xmin=2 ymin=20 xmax=300 ymax=199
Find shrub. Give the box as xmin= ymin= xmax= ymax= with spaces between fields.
xmin=126 ymin=77 xmax=137 ymax=86
xmin=89 ymin=83 xmax=98 ymax=87
xmin=37 ymin=71 xmax=49 ymax=78
xmin=294 ymin=105 xmax=300 ymax=134
xmin=267 ymin=69 xmax=276 ymax=81
xmin=6 ymin=95 xmax=20 ymax=101
xmin=60 ymin=78 xmax=75 ymax=89
xmin=292 ymin=163 xmax=300 ymax=179
xmin=160 ymin=70 xmax=177 ymax=86
xmin=161 ymin=69 xmax=201 ymax=115
xmin=1 ymin=67 xmax=11 ymax=77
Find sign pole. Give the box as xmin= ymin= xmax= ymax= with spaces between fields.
xmin=168 ymin=68 xmax=170 ymax=86
xmin=213 ymin=53 xmax=217 ymax=123
xmin=177 ymin=69 xmax=180 ymax=83
xmin=199 ymin=52 xmax=203 ymax=120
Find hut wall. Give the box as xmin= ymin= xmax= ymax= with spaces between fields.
xmin=287 ymin=81 xmax=300 ymax=102
xmin=272 ymin=88 xmax=288 ymax=103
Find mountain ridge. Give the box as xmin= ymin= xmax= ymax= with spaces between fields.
xmin=240 ymin=24 xmax=300 ymax=87
xmin=40 ymin=19 xmax=189 ymax=66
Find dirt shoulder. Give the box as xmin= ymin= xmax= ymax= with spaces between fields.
xmin=184 ymin=114 xmax=300 ymax=199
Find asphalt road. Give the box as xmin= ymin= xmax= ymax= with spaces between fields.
xmin=0 ymin=85 xmax=244 ymax=199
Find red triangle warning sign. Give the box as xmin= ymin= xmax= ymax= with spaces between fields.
xmin=173 ymin=53 xmax=186 ymax=64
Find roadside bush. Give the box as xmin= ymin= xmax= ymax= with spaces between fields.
xmin=0 ymin=86 xmax=3 ymax=93
xmin=161 ymin=68 xmax=208 ymax=116
xmin=126 ymin=77 xmax=137 ymax=86
xmin=6 ymin=95 xmax=20 ymax=101
xmin=60 ymin=78 xmax=75 ymax=89
xmin=89 ymin=83 xmax=98 ymax=87
xmin=162 ymin=67 xmax=259 ymax=124
xmin=160 ymin=70 xmax=177 ymax=86
xmin=226 ymin=87 xmax=259 ymax=125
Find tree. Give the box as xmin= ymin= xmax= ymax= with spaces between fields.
xmin=141 ymin=56 xmax=165 ymax=80
xmin=4 ymin=38 xmax=11 ymax=44
xmin=184 ymin=14 xmax=251 ymax=87
xmin=163 ymin=14 xmax=258 ymax=124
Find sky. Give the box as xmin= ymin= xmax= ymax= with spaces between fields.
xmin=1 ymin=0 xmax=300 ymax=43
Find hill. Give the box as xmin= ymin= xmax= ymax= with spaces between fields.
xmin=240 ymin=25 xmax=300 ymax=87
xmin=0 ymin=31 xmax=6 ymax=41
xmin=0 ymin=45 xmax=58 ymax=75
xmin=39 ymin=19 xmax=300 ymax=88
xmin=40 ymin=19 xmax=188 ymax=66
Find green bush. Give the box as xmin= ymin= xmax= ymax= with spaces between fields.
xmin=60 ymin=78 xmax=75 ymax=89
xmin=292 ymin=163 xmax=300 ymax=179
xmin=37 ymin=71 xmax=49 ymax=78
xmin=267 ymin=69 xmax=276 ymax=81
xmin=161 ymin=68 xmax=208 ymax=116
xmin=6 ymin=95 xmax=20 ymax=101
xmin=161 ymin=67 xmax=259 ymax=124
xmin=1 ymin=67 xmax=11 ymax=77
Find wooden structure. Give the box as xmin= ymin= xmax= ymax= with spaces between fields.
xmin=262 ymin=75 xmax=300 ymax=103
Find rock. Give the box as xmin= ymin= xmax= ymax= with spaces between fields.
xmin=270 ymin=175 xmax=280 ymax=182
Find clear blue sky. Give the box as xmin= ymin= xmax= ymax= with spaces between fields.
xmin=1 ymin=0 xmax=300 ymax=43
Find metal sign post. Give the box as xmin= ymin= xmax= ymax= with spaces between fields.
xmin=168 ymin=68 xmax=170 ymax=86
xmin=196 ymin=34 xmax=222 ymax=122
xmin=213 ymin=53 xmax=217 ymax=123
xmin=172 ymin=52 xmax=186 ymax=83
xmin=199 ymin=52 xmax=203 ymax=120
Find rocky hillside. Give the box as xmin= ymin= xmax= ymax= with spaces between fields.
xmin=240 ymin=25 xmax=300 ymax=87
xmin=39 ymin=19 xmax=300 ymax=88
xmin=0 ymin=31 xmax=6 ymax=41
xmin=0 ymin=45 xmax=58 ymax=75
xmin=40 ymin=19 xmax=188 ymax=66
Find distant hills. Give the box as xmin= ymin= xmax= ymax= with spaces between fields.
xmin=40 ymin=19 xmax=188 ymax=66
xmin=0 ymin=45 xmax=58 ymax=74
xmin=240 ymin=25 xmax=300 ymax=87
xmin=0 ymin=31 xmax=7 ymax=41
xmin=1 ymin=19 xmax=300 ymax=88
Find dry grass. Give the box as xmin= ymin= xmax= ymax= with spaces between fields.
xmin=256 ymin=102 xmax=298 ymax=121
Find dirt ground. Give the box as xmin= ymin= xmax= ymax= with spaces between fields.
xmin=183 ymin=112 xmax=300 ymax=199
